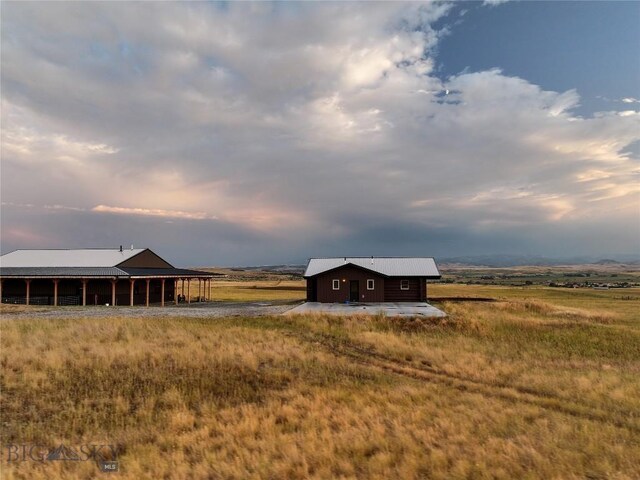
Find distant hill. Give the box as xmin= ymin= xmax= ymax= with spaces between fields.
xmin=593 ymin=259 xmax=621 ymax=265
xmin=221 ymin=256 xmax=640 ymax=271
xmin=438 ymin=255 xmax=640 ymax=267
xmin=242 ymin=264 xmax=306 ymax=273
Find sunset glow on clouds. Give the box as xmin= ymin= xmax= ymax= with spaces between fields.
xmin=1 ymin=2 xmax=638 ymax=265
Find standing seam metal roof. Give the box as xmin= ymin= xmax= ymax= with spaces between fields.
xmin=304 ymin=257 xmax=441 ymax=278
xmin=119 ymin=268 xmax=219 ymax=277
xmin=0 ymin=249 xmax=146 ymax=268
xmin=0 ymin=267 xmax=128 ymax=277
xmin=0 ymin=267 xmax=217 ymax=278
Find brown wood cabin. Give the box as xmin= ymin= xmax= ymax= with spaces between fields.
xmin=304 ymin=257 xmax=441 ymax=303
xmin=0 ymin=247 xmax=219 ymax=307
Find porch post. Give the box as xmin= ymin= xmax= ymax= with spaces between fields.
xmin=161 ymin=279 xmax=165 ymax=307
xmin=81 ymin=279 xmax=87 ymax=306
xmin=130 ymin=279 xmax=135 ymax=306
xmin=198 ymin=278 xmax=202 ymax=302
xmin=25 ymin=279 xmax=30 ymax=306
xmin=187 ymin=279 xmax=190 ymax=304
xmin=145 ymin=278 xmax=150 ymax=307
xmin=53 ymin=279 xmax=59 ymax=306
xmin=111 ymin=279 xmax=117 ymax=306
xmin=0 ymin=279 xmax=3 ymax=304
xmin=174 ymin=279 xmax=178 ymax=305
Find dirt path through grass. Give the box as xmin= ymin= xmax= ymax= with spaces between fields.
xmin=279 ymin=328 xmax=640 ymax=434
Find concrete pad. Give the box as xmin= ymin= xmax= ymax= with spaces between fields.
xmin=284 ymin=302 xmax=446 ymax=318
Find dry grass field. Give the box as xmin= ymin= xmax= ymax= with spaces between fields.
xmin=207 ymin=280 xmax=306 ymax=302
xmin=1 ymin=283 xmax=639 ymax=479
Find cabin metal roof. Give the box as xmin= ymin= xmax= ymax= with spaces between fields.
xmin=0 ymin=248 xmax=146 ymax=268
xmin=304 ymin=257 xmax=441 ymax=278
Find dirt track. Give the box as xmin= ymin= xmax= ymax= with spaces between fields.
xmin=287 ymin=331 xmax=640 ymax=434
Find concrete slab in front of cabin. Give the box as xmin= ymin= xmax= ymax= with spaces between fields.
xmin=284 ymin=302 xmax=446 ymax=318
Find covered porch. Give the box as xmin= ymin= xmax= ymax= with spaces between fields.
xmin=0 ymin=276 xmax=215 ymax=307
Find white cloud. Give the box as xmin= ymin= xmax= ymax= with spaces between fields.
xmin=483 ymin=0 xmax=510 ymax=6
xmin=92 ymin=205 xmax=217 ymax=220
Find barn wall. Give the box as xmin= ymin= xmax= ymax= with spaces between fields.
xmin=313 ymin=266 xmax=385 ymax=303
xmin=118 ymin=250 xmax=173 ymax=268
xmin=384 ymin=278 xmax=424 ymax=302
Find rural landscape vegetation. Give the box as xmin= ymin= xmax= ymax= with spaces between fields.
xmin=2 ymin=263 xmax=639 ymax=479
xmin=2 ymin=1 xmax=639 ymax=478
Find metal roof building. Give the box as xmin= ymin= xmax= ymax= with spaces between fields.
xmin=304 ymin=257 xmax=441 ymax=278
xmin=304 ymin=257 xmax=441 ymax=303
xmin=0 ymin=248 xmax=148 ymax=268
xmin=0 ymin=247 xmax=218 ymax=307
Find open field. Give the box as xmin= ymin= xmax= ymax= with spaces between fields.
xmin=438 ymin=264 xmax=640 ymax=288
xmin=1 ymin=284 xmax=639 ymax=479
xmin=181 ymin=262 xmax=640 ymax=303
xmin=208 ymin=280 xmax=306 ymax=302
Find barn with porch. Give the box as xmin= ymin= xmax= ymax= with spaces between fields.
xmin=304 ymin=257 xmax=441 ymax=303
xmin=0 ymin=247 xmax=217 ymax=307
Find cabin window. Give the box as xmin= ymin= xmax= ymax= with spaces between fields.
xmin=400 ymin=279 xmax=410 ymax=290
xmin=367 ymin=279 xmax=375 ymax=290
xmin=332 ymin=279 xmax=340 ymax=290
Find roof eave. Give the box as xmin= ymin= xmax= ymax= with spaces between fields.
xmin=114 ymin=248 xmax=175 ymax=269
xmin=304 ymin=262 xmax=385 ymax=278
xmin=304 ymin=263 xmax=441 ymax=278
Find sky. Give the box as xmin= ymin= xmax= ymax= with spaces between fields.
xmin=1 ymin=1 xmax=639 ymax=266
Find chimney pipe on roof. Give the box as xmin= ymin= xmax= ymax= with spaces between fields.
xmin=344 ymin=257 xmax=347 ymax=263
xmin=131 ymin=244 xmax=134 ymax=250
xmin=119 ymin=245 xmax=123 ymax=252
xmin=371 ymin=256 xmax=374 ymax=265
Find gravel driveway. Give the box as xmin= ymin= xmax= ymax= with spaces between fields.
xmin=0 ymin=302 xmax=299 ymax=319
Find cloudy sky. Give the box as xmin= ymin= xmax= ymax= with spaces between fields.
xmin=1 ymin=1 xmax=639 ymax=266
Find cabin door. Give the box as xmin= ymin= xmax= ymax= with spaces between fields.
xmin=349 ymin=280 xmax=359 ymax=302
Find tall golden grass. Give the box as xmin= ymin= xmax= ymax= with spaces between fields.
xmin=1 ymin=286 xmax=639 ymax=479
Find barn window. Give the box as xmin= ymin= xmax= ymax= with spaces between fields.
xmin=400 ymin=279 xmax=410 ymax=290
xmin=367 ymin=279 xmax=375 ymax=290
xmin=332 ymin=279 xmax=340 ymax=290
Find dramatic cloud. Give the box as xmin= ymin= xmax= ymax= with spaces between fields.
xmin=91 ymin=205 xmax=218 ymax=221
xmin=1 ymin=2 xmax=638 ymax=265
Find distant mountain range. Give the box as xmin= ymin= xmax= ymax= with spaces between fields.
xmin=438 ymin=254 xmax=640 ymax=267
